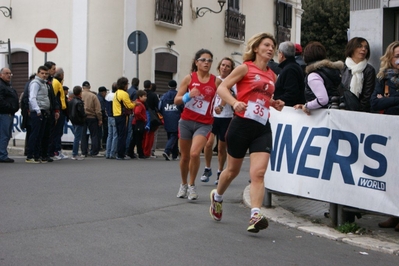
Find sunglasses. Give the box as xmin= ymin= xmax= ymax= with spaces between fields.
xmin=197 ymin=58 xmax=213 ymax=63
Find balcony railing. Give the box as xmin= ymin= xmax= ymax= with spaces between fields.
xmin=154 ymin=0 xmax=183 ymax=29
xmin=225 ymin=10 xmax=245 ymax=42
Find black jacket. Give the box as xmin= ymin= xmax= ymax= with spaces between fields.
xmin=0 ymin=78 xmax=19 ymax=114
xmin=68 ymin=96 xmax=86 ymax=125
xmin=274 ymin=57 xmax=305 ymax=106
xmin=371 ymin=77 xmax=399 ymax=115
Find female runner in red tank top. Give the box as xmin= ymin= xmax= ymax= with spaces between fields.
xmin=208 ymin=33 xmax=285 ymax=233
xmin=174 ymin=49 xmax=221 ymax=201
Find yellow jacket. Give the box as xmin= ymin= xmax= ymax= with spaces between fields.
xmin=52 ymin=78 xmax=66 ymax=110
xmin=112 ymin=89 xmax=135 ymax=116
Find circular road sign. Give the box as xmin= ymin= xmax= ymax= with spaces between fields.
xmin=127 ymin=30 xmax=148 ymax=54
xmin=34 ymin=29 xmax=58 ymax=52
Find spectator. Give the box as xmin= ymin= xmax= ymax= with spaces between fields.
xmin=0 ymin=67 xmax=19 ymax=163
xmin=126 ymin=77 xmax=139 ymax=155
xmin=20 ymin=74 xmax=36 ymax=156
xmin=295 ymin=43 xmax=306 ymax=74
xmin=68 ymin=86 xmax=86 ymax=160
xmin=159 ymin=80 xmax=183 ymax=161
xmin=142 ymin=80 xmax=159 ymax=158
xmin=274 ymin=41 xmax=305 ymax=107
xmin=81 ymin=81 xmax=103 ymax=157
xmin=105 ymin=83 xmax=118 ymax=159
xmin=97 ymin=86 xmax=108 ymax=150
xmin=341 ymin=37 xmax=376 ymax=112
xmin=371 ymin=41 xmax=399 ymax=232
xmin=132 ymin=90 xmax=148 ymax=159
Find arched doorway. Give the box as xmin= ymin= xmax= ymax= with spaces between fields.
xmin=11 ymin=51 xmax=29 ymax=98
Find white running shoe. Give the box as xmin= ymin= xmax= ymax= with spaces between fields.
xmin=176 ymin=184 xmax=188 ymax=198
xmin=188 ymin=185 xmax=198 ymax=200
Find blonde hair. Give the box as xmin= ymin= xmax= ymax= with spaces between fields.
xmin=243 ymin=32 xmax=276 ymax=62
xmin=377 ymin=41 xmax=399 ymax=79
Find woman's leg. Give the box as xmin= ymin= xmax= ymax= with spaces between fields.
xmin=188 ymin=134 xmax=208 ymax=186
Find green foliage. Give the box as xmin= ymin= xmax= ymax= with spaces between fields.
xmin=336 ymin=222 xmax=360 ymax=234
xmin=301 ymin=0 xmax=350 ymax=61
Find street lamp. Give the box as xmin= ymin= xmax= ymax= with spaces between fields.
xmin=0 ymin=6 xmax=12 ymax=19
xmin=196 ymin=0 xmax=226 ymax=18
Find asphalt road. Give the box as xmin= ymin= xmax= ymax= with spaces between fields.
xmin=0 ymin=156 xmax=398 ymax=265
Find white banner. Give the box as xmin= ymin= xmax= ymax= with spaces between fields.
xmin=266 ymin=107 xmax=399 ymax=216
xmin=11 ymin=110 xmax=75 ymax=143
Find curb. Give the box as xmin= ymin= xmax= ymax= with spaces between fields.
xmin=242 ymin=185 xmax=399 ymax=255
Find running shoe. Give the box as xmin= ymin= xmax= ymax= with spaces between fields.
xmin=247 ymin=213 xmax=269 ymax=233
xmin=71 ymin=156 xmax=84 ymax=161
xmin=200 ymin=168 xmax=212 ymax=182
xmin=187 ymin=185 xmax=198 ymax=200
xmin=176 ymin=184 xmax=188 ymax=198
xmin=209 ymin=189 xmax=223 ymax=221
xmin=214 ymin=171 xmax=221 ymax=185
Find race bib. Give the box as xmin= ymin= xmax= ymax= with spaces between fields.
xmin=244 ymin=100 xmax=269 ymax=125
xmin=186 ymin=97 xmax=210 ymax=116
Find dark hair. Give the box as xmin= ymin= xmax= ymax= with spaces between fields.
xmin=345 ymin=37 xmax=371 ymax=60
xmin=131 ymin=77 xmax=139 ymax=87
xmin=151 ymin=83 xmax=157 ymax=92
xmin=303 ymin=42 xmax=327 ymax=64
xmin=143 ymin=80 xmax=152 ymax=89
xmin=116 ymin=77 xmax=129 ymax=90
xmin=37 ymin=65 xmax=49 ymax=73
xmin=111 ymin=82 xmax=117 ymax=93
xmin=137 ymin=90 xmax=147 ymax=98
xmin=63 ymin=85 xmax=69 ymax=91
xmin=73 ymin=86 xmax=82 ymax=96
xmin=191 ymin=49 xmax=213 ymax=72
xmin=44 ymin=61 xmax=56 ymax=69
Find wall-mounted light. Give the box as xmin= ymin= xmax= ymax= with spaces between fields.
xmin=166 ymin=40 xmax=175 ymax=49
xmin=0 ymin=6 xmax=12 ymax=19
xmin=195 ymin=0 xmax=226 ymax=18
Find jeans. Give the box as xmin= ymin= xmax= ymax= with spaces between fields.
xmin=72 ymin=124 xmax=84 ymax=156
xmin=0 ymin=113 xmax=13 ymax=160
xmin=48 ymin=112 xmax=66 ymax=156
xmin=164 ymin=131 xmax=179 ymax=158
xmin=106 ymin=117 xmax=118 ymax=158
xmin=115 ymin=115 xmax=128 ymax=158
xmin=27 ymin=111 xmax=48 ymax=159
xmin=125 ymin=115 xmax=133 ymax=153
xmin=81 ymin=117 xmax=99 ymax=156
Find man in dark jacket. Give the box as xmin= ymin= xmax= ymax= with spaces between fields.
xmin=68 ymin=86 xmax=87 ymax=160
xmin=0 ymin=67 xmax=19 ymax=163
xmin=274 ymin=41 xmax=306 ymax=107
xmin=159 ymin=80 xmax=183 ymax=160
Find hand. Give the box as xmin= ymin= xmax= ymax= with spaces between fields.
xmin=214 ymin=105 xmax=223 ymax=114
xmin=98 ymin=120 xmax=103 ymax=126
xmin=145 ymin=125 xmax=150 ymax=131
xmin=272 ymin=99 xmax=285 ymax=111
xmin=54 ymin=112 xmax=60 ymax=120
xmin=232 ymin=101 xmax=247 ymax=113
xmin=190 ymin=87 xmax=201 ymax=98
xmin=376 ymin=94 xmax=383 ymax=99
xmin=294 ymin=104 xmax=310 ymax=115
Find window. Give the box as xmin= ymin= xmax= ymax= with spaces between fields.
xmin=225 ymin=0 xmax=245 ymax=43
xmin=277 ymin=1 xmax=292 ymax=28
xmin=154 ymin=0 xmax=183 ymax=29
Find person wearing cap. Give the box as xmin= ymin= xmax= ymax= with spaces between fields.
xmin=81 ymin=81 xmax=103 ymax=157
xmin=159 ymin=80 xmax=183 ymax=161
xmin=97 ymin=86 xmax=108 ymax=151
xmin=274 ymin=41 xmax=306 ymax=107
xmin=295 ymin=43 xmax=306 ymax=74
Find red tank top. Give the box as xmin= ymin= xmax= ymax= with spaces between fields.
xmin=181 ymin=72 xmax=217 ymax=125
xmin=235 ymin=61 xmax=276 ymax=124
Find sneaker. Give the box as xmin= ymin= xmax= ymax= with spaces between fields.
xmin=57 ymin=151 xmax=69 ymax=160
xmin=53 ymin=155 xmax=62 ymax=160
xmin=40 ymin=157 xmax=53 ymax=163
xmin=209 ymin=189 xmax=223 ymax=221
xmin=187 ymin=185 xmax=198 ymax=200
xmin=162 ymin=152 xmax=171 ymax=161
xmin=150 ymin=155 xmax=157 ymax=158
xmin=176 ymin=184 xmax=188 ymax=198
xmin=247 ymin=213 xmax=269 ymax=233
xmin=215 ymin=171 xmax=221 ymax=185
xmin=71 ymin=155 xmax=84 ymax=161
xmin=25 ymin=158 xmax=40 ymax=164
xmin=200 ymin=168 xmax=212 ymax=182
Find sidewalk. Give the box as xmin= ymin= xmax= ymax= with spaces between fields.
xmin=7 ymin=141 xmax=399 ymax=255
xmin=243 ymin=186 xmax=399 ymax=255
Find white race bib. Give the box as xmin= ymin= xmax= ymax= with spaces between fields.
xmin=186 ymin=97 xmax=210 ymax=116
xmin=244 ymin=100 xmax=269 ymax=125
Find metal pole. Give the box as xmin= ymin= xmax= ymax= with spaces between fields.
xmin=136 ymin=31 xmax=139 ymax=79
xmin=45 ymin=52 xmax=47 ymax=63
xmin=7 ymin=38 xmax=12 ymax=72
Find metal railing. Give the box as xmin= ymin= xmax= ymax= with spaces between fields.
xmin=154 ymin=0 xmax=183 ymax=27
xmin=224 ymin=10 xmax=245 ymax=42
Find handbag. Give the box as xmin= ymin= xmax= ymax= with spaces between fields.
xmin=117 ymin=91 xmax=133 ymax=116
xmin=338 ymin=83 xmax=361 ymax=111
xmin=148 ymin=109 xmax=163 ymax=129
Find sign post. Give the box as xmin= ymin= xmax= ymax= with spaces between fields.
xmin=127 ymin=30 xmax=148 ymax=79
xmin=34 ymin=29 xmax=58 ymax=63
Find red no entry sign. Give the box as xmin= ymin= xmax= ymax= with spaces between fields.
xmin=34 ymin=29 xmax=58 ymax=52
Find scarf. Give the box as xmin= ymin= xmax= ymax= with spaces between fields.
xmin=384 ymin=69 xmax=399 ymax=88
xmin=345 ymin=57 xmax=368 ymax=97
